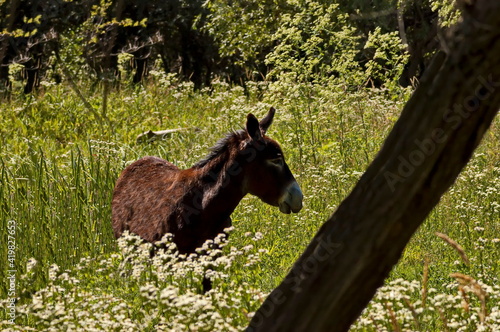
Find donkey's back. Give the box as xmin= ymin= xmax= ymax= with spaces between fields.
xmin=112 ymin=156 xmax=181 ymax=243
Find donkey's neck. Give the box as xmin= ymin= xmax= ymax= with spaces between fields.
xmin=194 ymin=156 xmax=247 ymax=223
xmin=188 ymin=132 xmax=249 ymax=233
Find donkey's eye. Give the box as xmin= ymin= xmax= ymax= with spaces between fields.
xmin=269 ymin=157 xmax=284 ymax=167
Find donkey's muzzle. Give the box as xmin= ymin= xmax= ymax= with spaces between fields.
xmin=279 ymin=181 xmax=303 ymax=214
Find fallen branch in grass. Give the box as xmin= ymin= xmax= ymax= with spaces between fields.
xmin=135 ymin=127 xmax=199 ymax=143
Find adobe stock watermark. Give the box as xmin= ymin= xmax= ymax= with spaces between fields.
xmin=5 ymin=220 xmax=17 ymax=324
xmin=384 ymin=74 xmax=500 ymax=192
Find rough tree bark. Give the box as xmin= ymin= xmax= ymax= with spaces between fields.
xmin=247 ymin=1 xmax=500 ymax=331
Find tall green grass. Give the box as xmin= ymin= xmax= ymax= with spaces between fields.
xmin=0 ymin=143 xmax=119 ymax=297
xmin=0 ymin=78 xmax=499 ymax=330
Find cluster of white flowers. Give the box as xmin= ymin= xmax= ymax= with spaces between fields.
xmin=88 ymin=139 xmax=123 ymax=157
xmin=1 ymin=230 xmax=267 ymax=331
xmin=5 ymin=228 xmax=497 ymax=331
xmin=352 ymin=278 xmax=500 ymax=331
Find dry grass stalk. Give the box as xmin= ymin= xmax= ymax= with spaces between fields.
xmin=403 ymin=297 xmax=421 ymax=329
xmin=384 ymin=301 xmax=401 ymax=332
xmin=369 ymin=315 xmax=381 ymax=331
xmin=450 ymin=272 xmax=488 ymax=323
xmin=458 ymin=284 xmax=470 ymax=312
xmin=437 ymin=307 xmax=449 ymax=332
xmin=435 ymin=232 xmax=470 ymax=265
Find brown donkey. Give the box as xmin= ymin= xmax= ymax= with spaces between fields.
xmin=111 ymin=108 xmax=303 ymax=257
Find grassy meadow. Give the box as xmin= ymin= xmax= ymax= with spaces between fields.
xmin=0 ymin=76 xmax=499 ymax=330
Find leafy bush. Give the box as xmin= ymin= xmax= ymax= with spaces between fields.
xmin=265 ymin=1 xmax=361 ymax=84
xmin=203 ymin=0 xmax=289 ymax=80
xmin=363 ymin=26 xmax=409 ymax=89
xmin=430 ymin=0 xmax=461 ymax=27
xmin=2 ymin=0 xmax=421 ymax=91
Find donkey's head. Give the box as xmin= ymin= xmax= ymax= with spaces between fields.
xmin=241 ymin=108 xmax=303 ymax=214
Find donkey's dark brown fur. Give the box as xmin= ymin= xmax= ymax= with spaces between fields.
xmin=111 ymin=108 xmax=303 ymax=254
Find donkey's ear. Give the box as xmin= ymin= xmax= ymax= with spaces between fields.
xmin=259 ymin=107 xmax=275 ymax=134
xmin=246 ymin=113 xmax=262 ymax=140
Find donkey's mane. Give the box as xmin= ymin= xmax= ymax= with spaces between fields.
xmin=193 ymin=129 xmax=246 ymax=169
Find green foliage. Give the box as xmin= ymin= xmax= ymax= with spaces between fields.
xmin=2 ymin=0 xmax=421 ymax=91
xmin=203 ymin=0 xmax=287 ymax=72
xmin=265 ymin=1 xmax=362 ymax=84
xmin=430 ymin=0 xmax=461 ymax=27
xmin=364 ymin=26 xmax=409 ymax=89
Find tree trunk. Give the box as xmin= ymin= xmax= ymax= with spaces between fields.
xmin=247 ymin=2 xmax=500 ymax=331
